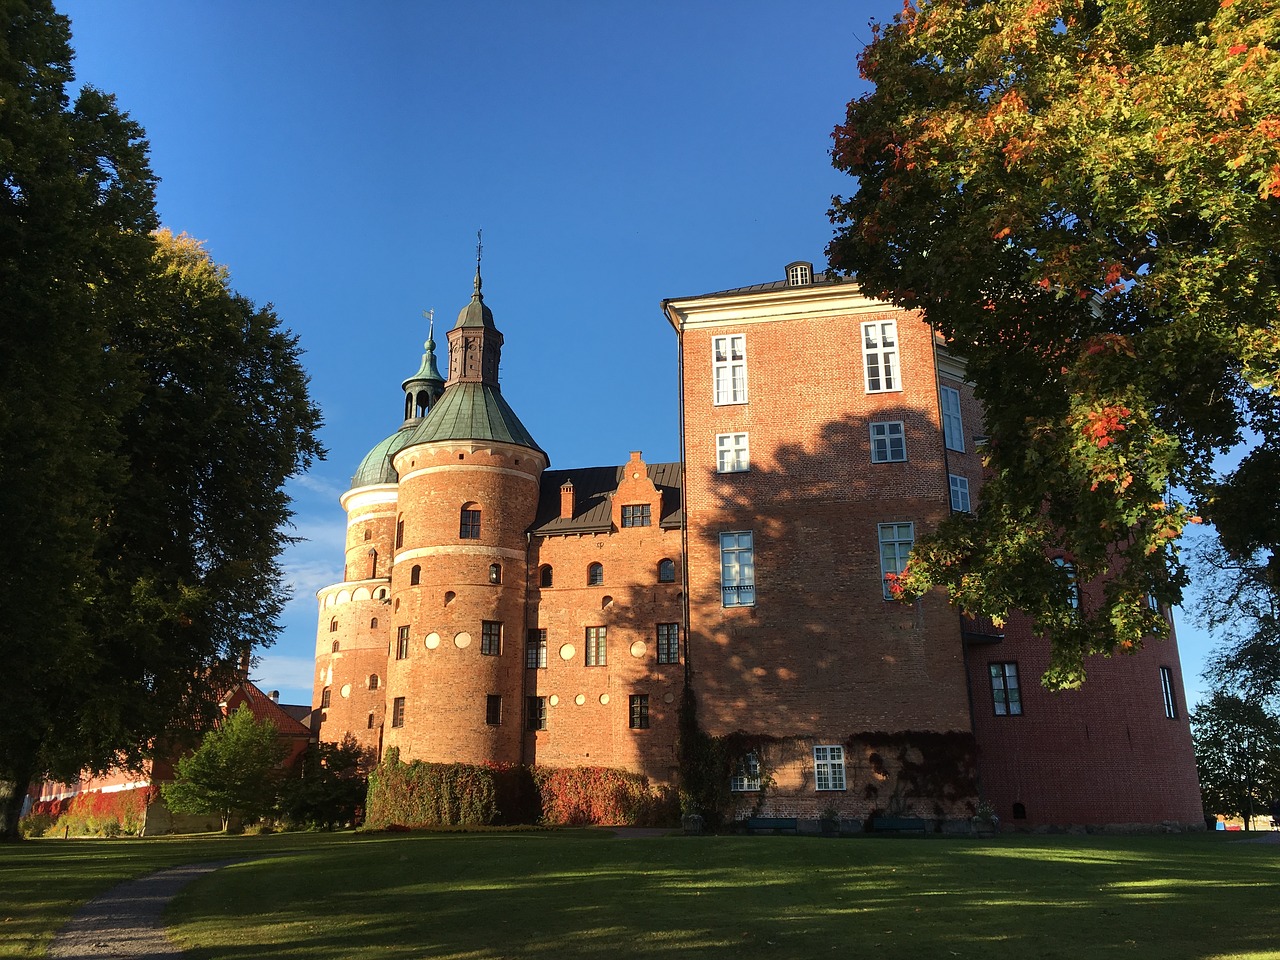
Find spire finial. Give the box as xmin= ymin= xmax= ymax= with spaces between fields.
xmin=473 ymin=229 xmax=483 ymax=297
xmin=422 ymin=308 xmax=435 ymax=347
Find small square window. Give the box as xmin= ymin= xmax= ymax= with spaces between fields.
xmin=716 ymin=433 xmax=750 ymax=473
xmin=731 ymin=752 xmax=761 ymax=792
xmin=485 ymin=694 xmax=502 ymax=726
xmin=656 ymin=623 xmax=680 ymax=665
xmin=526 ymin=628 xmax=547 ymax=669
xmin=870 ymin=421 xmax=906 ymax=463
xmin=629 ymin=694 xmax=650 ymax=730
xmin=813 ymin=745 xmax=846 ymax=791
xmin=481 ymin=620 xmax=502 ymax=656
xmin=949 ymin=474 xmax=971 ymax=513
xmin=526 ymin=695 xmax=547 ymax=731
xmin=622 ymin=504 xmax=651 ymax=528
xmin=391 ymin=696 xmax=406 ymax=728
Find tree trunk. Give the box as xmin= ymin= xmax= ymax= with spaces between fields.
xmin=1 ymin=768 xmax=35 ymax=843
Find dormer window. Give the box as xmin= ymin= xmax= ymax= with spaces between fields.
xmin=786 ymin=261 xmax=813 ymax=286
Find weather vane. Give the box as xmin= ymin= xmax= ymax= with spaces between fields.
xmin=421 ymin=308 xmax=434 ymax=340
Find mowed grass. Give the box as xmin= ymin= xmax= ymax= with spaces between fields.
xmin=3 ymin=831 xmax=1279 ymax=960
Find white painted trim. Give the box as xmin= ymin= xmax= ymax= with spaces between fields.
xmin=340 ymin=485 xmax=399 ymax=512
xmin=397 ymin=463 xmax=542 ymax=486
xmin=664 ymin=282 xmax=914 ymax=331
xmin=395 ymin=545 xmax=526 ymax=563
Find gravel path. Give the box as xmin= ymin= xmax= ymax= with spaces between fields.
xmin=47 ymin=859 xmax=247 ymax=959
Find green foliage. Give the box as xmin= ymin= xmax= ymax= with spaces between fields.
xmin=0 ymin=1 xmax=323 ymax=840
xmin=532 ymin=767 xmax=676 ymax=827
xmin=162 ymin=705 xmax=288 ymax=831
xmin=675 ymin=685 xmax=732 ymax=827
xmin=1194 ymin=540 xmax=1280 ymax=702
xmin=279 ymin=735 xmax=372 ymax=830
xmin=829 ymin=0 xmax=1280 ymax=687
xmin=364 ymin=754 xmax=500 ymax=829
xmin=1192 ymin=689 xmax=1280 ymax=828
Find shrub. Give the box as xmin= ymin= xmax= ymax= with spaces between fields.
xmin=18 ymin=812 xmax=55 ymax=838
xmin=42 ymin=786 xmax=155 ymax=837
xmin=364 ymin=755 xmax=498 ymax=829
xmin=532 ymin=766 xmax=676 ymax=827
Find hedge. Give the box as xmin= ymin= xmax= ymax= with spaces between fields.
xmin=22 ymin=786 xmax=156 ymax=837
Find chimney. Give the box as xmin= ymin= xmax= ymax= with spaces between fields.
xmin=269 ymin=690 xmax=280 ymax=703
xmin=560 ymin=480 xmax=575 ymax=519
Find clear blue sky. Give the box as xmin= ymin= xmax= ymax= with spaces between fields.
xmin=60 ymin=0 xmax=1218 ymax=711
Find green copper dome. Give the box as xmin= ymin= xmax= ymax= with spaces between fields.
xmin=402 ymin=382 xmax=543 ymax=454
xmin=350 ymin=425 xmax=416 ymax=489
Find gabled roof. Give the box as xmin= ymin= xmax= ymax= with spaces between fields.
xmin=226 ymin=681 xmax=314 ymax=740
xmin=532 ymin=462 xmax=683 ymax=535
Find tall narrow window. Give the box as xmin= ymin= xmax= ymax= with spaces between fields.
xmin=716 ymin=432 xmax=750 ymax=473
xmin=526 ymin=696 xmax=547 ymax=731
xmin=370 ymin=617 xmax=378 ymax=629
xmin=460 ymin=506 xmax=481 ymax=539
xmin=658 ymin=558 xmax=676 ymax=583
xmin=949 ymin=474 xmax=971 ymax=513
xmin=329 ymin=618 xmax=338 ymax=633
xmin=629 ymin=694 xmax=650 ymax=729
xmin=1160 ymin=666 xmax=1178 ymax=719
xmin=585 ymin=626 xmax=607 ymax=667
xmin=1053 ymin=557 xmax=1080 ymax=609
xmin=485 ymin=694 xmax=502 ymax=726
xmin=395 ymin=517 xmax=404 ymax=549
xmin=410 ymin=564 xmax=421 ymax=586
xmin=391 ymin=697 xmax=405 ymax=728
xmin=712 ymin=334 xmax=747 ymax=405
xmin=813 ymin=745 xmax=846 ymax=790
xmin=731 ymin=752 xmax=762 ymax=792
xmin=368 ymin=674 xmax=379 ymax=690
xmin=481 ymin=620 xmax=502 ymax=656
xmin=588 ymin=562 xmax=604 ymax=586
xmin=878 ymin=522 xmax=914 ymax=599
xmin=990 ymin=662 xmax=1022 ymax=716
xmin=870 ymin=421 xmax=906 ymax=463
xmin=621 ymin=504 xmax=651 ymax=527
xmin=720 ymin=531 xmax=756 ymax=607
xmin=331 ymin=640 xmax=340 ymax=653
xmin=320 ymin=687 xmax=331 ymax=709
xmin=526 ymin=628 xmax=547 ymax=669
xmin=657 ymin=623 xmax=680 ymax=665
xmin=941 ymin=386 xmax=965 ymax=451
xmin=367 ymin=712 xmax=375 ymax=729
xmin=540 ymin=565 xmax=553 ymax=588
xmin=395 ymin=625 xmax=410 ymax=660
xmin=862 ymin=320 xmax=899 ymax=392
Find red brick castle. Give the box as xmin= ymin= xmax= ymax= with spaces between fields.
xmin=312 ymin=260 xmax=1203 ymax=830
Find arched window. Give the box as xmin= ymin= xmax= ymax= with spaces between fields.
xmin=540 ymin=565 xmax=553 ymax=588
xmin=658 ymin=558 xmax=676 ymax=583
xmin=364 ymin=529 xmax=371 ymax=542
xmin=588 ymin=562 xmax=604 ymax=586
xmin=410 ymin=564 xmax=422 ymax=586
xmin=489 ymin=563 xmax=502 ymax=584
xmin=370 ymin=617 xmax=379 ymax=629
xmin=375 ymin=587 xmax=388 ymax=600
xmin=369 ymin=674 xmax=380 ymax=691
xmin=320 ymin=687 xmax=331 ymax=709
xmin=329 ymin=618 xmax=338 ymax=633
xmin=331 ymin=640 xmax=340 ymax=653
xmin=460 ymin=503 xmax=481 ymax=539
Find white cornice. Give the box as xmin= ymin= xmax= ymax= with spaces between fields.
xmin=662 ymin=281 xmax=914 ymax=332
xmin=340 ymin=485 xmax=398 ymax=513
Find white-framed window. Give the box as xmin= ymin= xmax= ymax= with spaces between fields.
xmin=713 ymin=334 xmax=747 ymax=405
xmin=813 ymin=745 xmax=846 ymax=791
xmin=716 ymin=432 xmax=750 ymax=473
xmin=941 ymin=385 xmax=965 ymax=451
xmin=990 ymin=662 xmax=1022 ymax=716
xmin=787 ymin=263 xmax=812 ymax=286
xmin=878 ymin=522 xmax=914 ymax=599
xmin=862 ymin=320 xmax=899 ymax=392
xmin=720 ymin=531 xmax=756 ymax=607
xmin=731 ymin=752 xmax=762 ymax=792
xmin=1160 ymin=666 xmax=1178 ymax=719
xmin=870 ymin=421 xmax=906 ymax=463
xmin=1054 ymin=557 xmax=1080 ymax=609
xmin=949 ymin=474 xmax=971 ymax=513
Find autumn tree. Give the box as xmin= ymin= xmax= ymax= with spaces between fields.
xmin=0 ymin=1 xmax=322 ymax=839
xmin=162 ymin=706 xmax=289 ymax=831
xmin=1192 ymin=691 xmax=1280 ymax=829
xmin=828 ymin=0 xmax=1280 ymax=686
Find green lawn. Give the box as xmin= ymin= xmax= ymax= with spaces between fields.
xmin=3 ymin=831 xmax=1278 ymax=959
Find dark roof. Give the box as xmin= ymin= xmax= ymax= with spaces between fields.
xmin=532 ymin=462 xmax=683 ymax=535
xmin=403 ymin=381 xmax=543 ymax=453
xmin=668 ymin=270 xmax=846 ymax=301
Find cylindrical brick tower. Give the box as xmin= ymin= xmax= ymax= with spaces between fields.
xmin=313 ymin=324 xmax=446 ymax=754
xmin=383 ymin=264 xmax=547 ymax=765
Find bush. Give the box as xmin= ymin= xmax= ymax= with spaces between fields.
xmin=364 ymin=755 xmax=499 ymax=829
xmin=18 ymin=812 xmax=55 ymax=838
xmin=532 ymin=766 xmax=677 ymax=827
xmin=35 ymin=786 xmax=155 ymax=837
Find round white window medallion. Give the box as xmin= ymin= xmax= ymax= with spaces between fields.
xmin=559 ymin=643 xmax=576 ymax=661
xmin=454 ymin=631 xmax=472 ymax=649
xmin=664 ymin=692 xmax=675 ymax=704
xmin=574 ymin=694 xmax=586 ymax=706
xmin=340 ymin=684 xmax=352 ymax=699
xmin=599 ymin=693 xmax=610 ymax=705
xmin=425 ymin=632 xmax=440 ymax=650
xmin=629 ymin=640 xmax=647 ymax=658
xmin=549 ymin=695 xmax=560 ymax=706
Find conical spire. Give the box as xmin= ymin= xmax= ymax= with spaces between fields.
xmin=401 ymin=311 xmax=446 ymax=422
xmin=455 ymin=231 xmax=495 ymax=329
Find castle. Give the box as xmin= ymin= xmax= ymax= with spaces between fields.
xmin=312 ymin=260 xmax=1204 ymax=829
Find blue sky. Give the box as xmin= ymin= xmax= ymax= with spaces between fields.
xmin=60 ymin=0 xmax=1219 ymax=711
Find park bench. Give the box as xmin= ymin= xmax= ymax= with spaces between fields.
xmin=742 ymin=816 xmax=799 ymax=834
xmin=869 ymin=815 xmax=929 ymax=835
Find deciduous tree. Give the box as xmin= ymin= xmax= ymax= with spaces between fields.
xmin=828 ymin=0 xmax=1280 ymax=687
xmin=1192 ymin=691 xmax=1280 ymax=829
xmin=162 ymin=705 xmax=289 ymax=831
xmin=0 ymin=1 xmax=323 ymax=840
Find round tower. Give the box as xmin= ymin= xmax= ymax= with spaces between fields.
xmin=384 ymin=261 xmax=548 ymax=766
xmin=313 ymin=324 xmax=447 ymax=754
